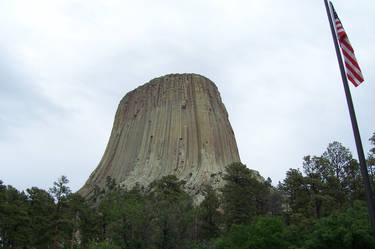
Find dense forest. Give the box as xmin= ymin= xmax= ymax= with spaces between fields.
xmin=1 ymin=132 xmax=375 ymax=249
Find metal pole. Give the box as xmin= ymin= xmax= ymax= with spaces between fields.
xmin=324 ymin=0 xmax=375 ymax=238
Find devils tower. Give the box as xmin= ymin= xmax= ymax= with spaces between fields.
xmin=79 ymin=73 xmax=241 ymax=200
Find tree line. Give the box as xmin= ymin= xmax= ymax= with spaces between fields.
xmin=1 ymin=132 xmax=375 ymax=249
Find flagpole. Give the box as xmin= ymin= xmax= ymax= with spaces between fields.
xmin=324 ymin=0 xmax=375 ymax=238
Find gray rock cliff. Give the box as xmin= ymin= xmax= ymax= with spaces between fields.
xmin=78 ymin=73 xmax=241 ymax=201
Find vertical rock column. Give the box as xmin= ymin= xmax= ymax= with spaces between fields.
xmin=79 ymin=73 xmax=241 ymax=198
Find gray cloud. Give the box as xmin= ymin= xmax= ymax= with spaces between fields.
xmin=0 ymin=0 xmax=374 ymax=191
xmin=0 ymin=54 xmax=67 ymax=139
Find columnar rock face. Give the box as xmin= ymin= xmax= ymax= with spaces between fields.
xmin=79 ymin=73 xmax=241 ymax=200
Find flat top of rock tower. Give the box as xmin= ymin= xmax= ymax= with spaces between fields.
xmin=138 ymin=73 xmax=216 ymax=90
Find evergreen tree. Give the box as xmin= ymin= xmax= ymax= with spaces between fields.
xmin=0 ymin=183 xmax=31 ymax=248
xmin=302 ymin=156 xmax=335 ymax=218
xmin=26 ymin=187 xmax=55 ymax=249
xmin=79 ymin=201 xmax=101 ymax=248
xmin=265 ymin=187 xmax=283 ymax=216
xmin=95 ymin=178 xmax=122 ymax=245
xmin=322 ymin=141 xmax=353 ymax=180
xmin=280 ymin=168 xmax=312 ymax=219
xmin=49 ymin=175 xmax=72 ymax=249
xmin=66 ymin=193 xmax=88 ymax=249
xmin=146 ymin=175 xmax=194 ymax=249
xmin=197 ymin=185 xmax=222 ymax=243
xmin=323 ymin=141 xmax=357 ymax=207
xmin=221 ymin=162 xmax=270 ymax=229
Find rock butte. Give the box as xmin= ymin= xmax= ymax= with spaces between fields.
xmin=79 ymin=73 xmax=246 ymax=202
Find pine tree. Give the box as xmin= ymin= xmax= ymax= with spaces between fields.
xmin=221 ymin=162 xmax=270 ymax=229
xmin=0 ymin=183 xmax=31 ymax=248
xmin=146 ymin=175 xmax=194 ymax=249
xmin=26 ymin=187 xmax=55 ymax=249
xmin=197 ymin=185 xmax=222 ymax=243
xmin=49 ymin=175 xmax=72 ymax=249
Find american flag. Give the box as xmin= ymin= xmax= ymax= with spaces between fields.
xmin=330 ymin=2 xmax=364 ymax=87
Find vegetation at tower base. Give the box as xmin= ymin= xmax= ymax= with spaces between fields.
xmin=2 ymin=133 xmax=375 ymax=248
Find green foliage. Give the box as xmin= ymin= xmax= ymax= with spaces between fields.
xmin=95 ymin=185 xmax=147 ymax=249
xmin=304 ymin=201 xmax=375 ymax=249
xmin=26 ymin=187 xmax=55 ymax=248
xmin=49 ymin=175 xmax=74 ymax=249
xmin=2 ymin=132 xmax=375 ymax=249
xmin=151 ymin=175 xmax=187 ymax=201
xmin=197 ymin=185 xmax=222 ymax=242
xmin=147 ymin=175 xmax=195 ymax=249
xmin=280 ymin=168 xmax=313 ymax=218
xmin=283 ymin=215 xmax=315 ymax=249
xmin=66 ymin=193 xmax=89 ymax=249
xmin=221 ymin=162 xmax=270 ymax=228
xmin=322 ymin=141 xmax=353 ymax=180
xmin=243 ymin=216 xmax=288 ymax=249
xmin=280 ymin=141 xmax=364 ymax=220
xmin=213 ymin=217 xmax=288 ymax=249
xmin=0 ymin=183 xmax=31 ymax=248
xmin=49 ymin=175 xmax=71 ymax=202
xmin=213 ymin=201 xmax=375 ymax=249
xmin=88 ymin=241 xmax=121 ymax=249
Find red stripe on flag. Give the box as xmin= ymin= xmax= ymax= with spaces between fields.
xmin=340 ymin=38 xmax=354 ymax=53
xmin=347 ymin=74 xmax=359 ymax=87
xmin=342 ymin=49 xmax=361 ymax=69
xmin=345 ymin=61 xmax=364 ymax=82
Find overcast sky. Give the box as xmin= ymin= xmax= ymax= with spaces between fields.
xmin=1 ymin=0 xmax=374 ymax=192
